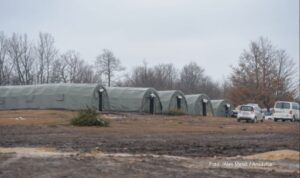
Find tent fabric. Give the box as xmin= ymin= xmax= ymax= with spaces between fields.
xmin=0 ymin=84 xmax=109 ymax=111
xmin=211 ymin=99 xmax=233 ymax=117
xmin=157 ymin=90 xmax=188 ymax=113
xmin=185 ymin=94 xmax=214 ymax=116
xmin=105 ymin=87 xmax=162 ymax=113
xmin=295 ymin=96 xmax=300 ymax=104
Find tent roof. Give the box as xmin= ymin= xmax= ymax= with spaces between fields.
xmin=158 ymin=90 xmax=187 ymax=112
xmin=104 ymin=87 xmax=161 ymax=112
xmin=211 ymin=99 xmax=230 ymax=108
xmin=185 ymin=93 xmax=210 ymax=103
xmin=0 ymin=83 xmax=104 ymax=98
xmin=211 ymin=99 xmax=232 ymax=116
xmin=105 ymin=87 xmax=158 ymax=98
xmin=0 ymin=83 xmax=105 ymax=110
xmin=185 ymin=94 xmax=214 ymax=116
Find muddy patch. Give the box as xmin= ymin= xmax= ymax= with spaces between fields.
xmin=0 ymin=147 xmax=299 ymax=176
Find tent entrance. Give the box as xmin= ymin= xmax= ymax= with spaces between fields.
xmin=98 ymin=89 xmax=104 ymax=111
xmin=224 ymin=104 xmax=229 ymax=117
xmin=202 ymin=101 xmax=207 ymax=116
xmin=149 ymin=93 xmax=156 ymax=114
xmin=150 ymin=97 xmax=154 ymax=114
xmin=177 ymin=96 xmax=182 ymax=110
xmin=202 ymin=99 xmax=208 ymax=116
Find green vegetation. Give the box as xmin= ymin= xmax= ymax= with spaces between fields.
xmin=71 ymin=107 xmax=109 ymax=127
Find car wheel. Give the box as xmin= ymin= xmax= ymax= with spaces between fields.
xmin=237 ymin=119 xmax=240 ymax=122
xmin=274 ymin=119 xmax=277 ymax=122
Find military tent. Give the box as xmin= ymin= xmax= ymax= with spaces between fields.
xmin=105 ymin=87 xmax=162 ymax=114
xmin=185 ymin=94 xmax=214 ymax=116
xmin=211 ymin=99 xmax=233 ymax=117
xmin=157 ymin=90 xmax=188 ymax=113
xmin=0 ymin=84 xmax=109 ymax=111
xmin=295 ymin=96 xmax=300 ymax=104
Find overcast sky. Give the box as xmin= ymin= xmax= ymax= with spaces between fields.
xmin=0 ymin=0 xmax=299 ymax=82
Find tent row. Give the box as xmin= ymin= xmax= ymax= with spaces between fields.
xmin=0 ymin=84 xmax=232 ymax=116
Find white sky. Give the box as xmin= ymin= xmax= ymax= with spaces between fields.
xmin=0 ymin=0 xmax=299 ymax=82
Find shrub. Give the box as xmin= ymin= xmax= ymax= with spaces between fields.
xmin=166 ymin=109 xmax=186 ymax=116
xmin=71 ymin=107 xmax=109 ymax=127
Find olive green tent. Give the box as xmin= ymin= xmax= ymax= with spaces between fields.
xmin=185 ymin=94 xmax=214 ymax=116
xmin=105 ymin=87 xmax=162 ymax=114
xmin=157 ymin=90 xmax=188 ymax=113
xmin=211 ymin=99 xmax=233 ymax=117
xmin=0 ymin=84 xmax=109 ymax=111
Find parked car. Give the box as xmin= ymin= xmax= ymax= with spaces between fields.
xmin=231 ymin=105 xmax=241 ymax=118
xmin=273 ymin=101 xmax=300 ymax=122
xmin=237 ymin=105 xmax=264 ymax=123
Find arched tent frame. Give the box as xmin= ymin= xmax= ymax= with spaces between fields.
xmin=157 ymin=90 xmax=188 ymax=113
xmin=105 ymin=87 xmax=162 ymax=114
xmin=185 ymin=94 xmax=214 ymax=116
xmin=211 ymin=99 xmax=233 ymax=117
xmin=0 ymin=84 xmax=109 ymax=111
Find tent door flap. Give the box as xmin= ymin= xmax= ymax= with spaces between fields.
xmin=177 ymin=98 xmax=181 ymax=110
xmin=202 ymin=101 xmax=207 ymax=116
xmin=150 ymin=97 xmax=154 ymax=114
xmin=98 ymin=91 xmax=103 ymax=111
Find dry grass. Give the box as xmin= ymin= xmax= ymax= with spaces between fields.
xmin=243 ymin=150 xmax=300 ymax=160
xmin=0 ymin=110 xmax=299 ymax=135
xmin=0 ymin=110 xmax=76 ymax=126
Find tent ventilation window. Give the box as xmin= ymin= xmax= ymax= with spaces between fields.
xmin=56 ymin=94 xmax=64 ymax=101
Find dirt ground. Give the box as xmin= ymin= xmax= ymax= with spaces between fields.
xmin=0 ymin=110 xmax=299 ymax=178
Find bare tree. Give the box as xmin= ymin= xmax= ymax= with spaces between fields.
xmin=56 ymin=50 xmax=96 ymax=83
xmin=50 ymin=58 xmax=62 ymax=83
xmin=77 ymin=64 xmax=96 ymax=83
xmin=229 ymin=37 xmax=296 ymax=108
xmin=0 ymin=32 xmax=12 ymax=85
xmin=179 ymin=62 xmax=205 ymax=94
xmin=35 ymin=32 xmax=57 ymax=84
xmin=95 ymin=49 xmax=124 ymax=86
xmin=152 ymin=63 xmax=178 ymax=90
xmin=8 ymin=33 xmax=35 ymax=85
xmin=59 ymin=51 xmax=80 ymax=83
xmin=122 ymin=61 xmax=155 ymax=87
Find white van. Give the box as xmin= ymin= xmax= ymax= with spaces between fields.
xmin=273 ymin=101 xmax=300 ymax=122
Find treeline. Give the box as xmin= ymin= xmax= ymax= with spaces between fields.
xmin=0 ymin=31 xmax=225 ymax=99
xmin=0 ymin=32 xmax=297 ymax=107
xmin=0 ymin=32 xmax=98 ymax=85
xmin=121 ymin=62 xmax=225 ymax=98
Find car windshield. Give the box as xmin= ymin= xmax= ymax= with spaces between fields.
xmin=240 ymin=106 xmax=253 ymax=111
xmin=275 ymin=102 xmax=290 ymax=109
